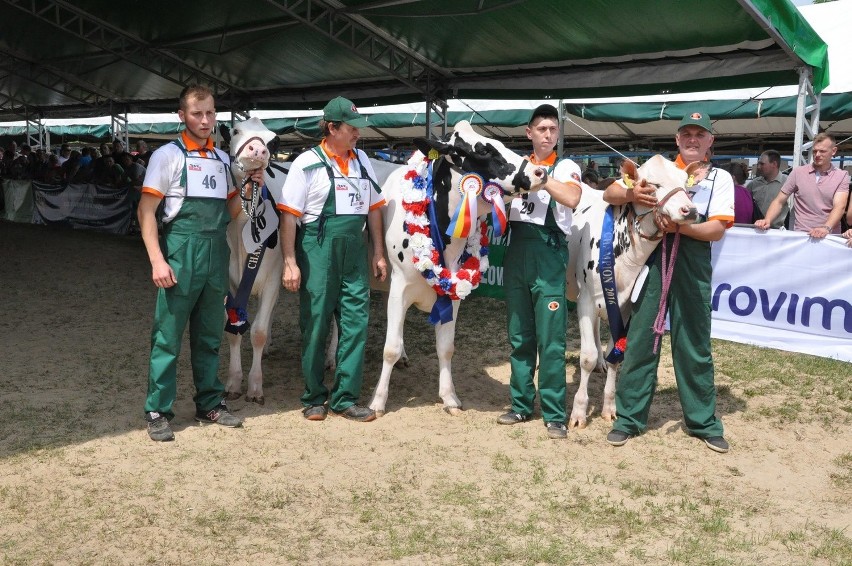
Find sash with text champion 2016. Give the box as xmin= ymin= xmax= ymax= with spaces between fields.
xmin=600 ymin=205 xmax=627 ymax=363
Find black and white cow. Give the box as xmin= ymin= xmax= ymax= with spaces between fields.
xmin=370 ymin=120 xmax=547 ymax=416
xmin=566 ymin=155 xmax=701 ymax=428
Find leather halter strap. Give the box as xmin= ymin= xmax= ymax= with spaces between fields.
xmin=633 ymin=185 xmax=688 ymax=241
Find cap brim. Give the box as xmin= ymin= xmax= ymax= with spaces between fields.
xmin=344 ymin=116 xmax=369 ymax=128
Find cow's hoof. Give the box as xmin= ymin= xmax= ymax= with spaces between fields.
xmin=225 ymin=391 xmax=242 ymax=401
xmin=443 ymin=406 xmax=463 ymax=416
xmin=601 ymin=413 xmax=615 ymax=423
xmin=568 ymin=419 xmax=588 ymax=430
xmin=246 ymin=395 xmax=265 ymax=406
xmin=374 ymin=410 xmax=385 ymax=418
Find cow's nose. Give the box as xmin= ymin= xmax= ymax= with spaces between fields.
xmin=683 ymin=206 xmax=697 ymax=220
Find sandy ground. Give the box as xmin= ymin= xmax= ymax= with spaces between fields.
xmin=0 ymin=220 xmax=849 ymax=565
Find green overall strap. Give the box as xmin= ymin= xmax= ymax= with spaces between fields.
xmin=304 ymin=146 xmax=338 ymax=244
xmin=353 ymin=151 xmax=381 ymax=193
xmin=542 ymin=159 xmax=565 ymax=246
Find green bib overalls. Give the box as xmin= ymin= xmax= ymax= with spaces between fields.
xmin=613 ymin=207 xmax=724 ymax=438
xmin=296 ymin=148 xmax=378 ymax=412
xmin=144 ymin=140 xmax=230 ymax=419
xmin=505 ymin=182 xmax=569 ymax=424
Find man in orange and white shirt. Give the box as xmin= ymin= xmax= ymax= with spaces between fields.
xmin=604 ymin=111 xmax=734 ymax=454
xmin=279 ymin=96 xmax=387 ymax=423
xmin=138 ymin=85 xmax=261 ymax=441
xmin=497 ymin=103 xmax=581 ymax=440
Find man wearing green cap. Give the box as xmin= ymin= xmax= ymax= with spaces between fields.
xmin=279 ymin=96 xmax=387 ymax=422
xmin=497 ymin=103 xmax=582 ymax=440
xmin=603 ymin=110 xmax=734 ymax=453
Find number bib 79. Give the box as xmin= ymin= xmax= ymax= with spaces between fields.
xmin=185 ymin=155 xmax=228 ymax=199
xmin=334 ymin=177 xmax=370 ymax=215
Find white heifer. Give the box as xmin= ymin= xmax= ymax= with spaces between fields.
xmin=566 ymin=155 xmax=702 ymax=428
xmin=370 ymin=120 xmax=548 ymax=416
xmin=224 ymin=117 xmax=284 ymax=405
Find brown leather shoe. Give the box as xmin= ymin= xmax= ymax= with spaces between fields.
xmin=302 ymin=405 xmax=328 ymax=421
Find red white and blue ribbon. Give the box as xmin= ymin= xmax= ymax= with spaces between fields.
xmin=446 ymin=173 xmax=482 ymax=238
xmin=482 ymin=182 xmax=507 ymax=237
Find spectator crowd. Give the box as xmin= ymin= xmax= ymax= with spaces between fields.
xmin=0 ymin=139 xmax=150 ymax=188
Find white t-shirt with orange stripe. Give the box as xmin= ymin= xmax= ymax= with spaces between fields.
xmin=278 ymin=146 xmax=385 ymax=223
xmin=141 ymin=132 xmax=236 ymax=223
xmin=508 ymin=151 xmax=581 ymax=236
xmin=675 ymin=155 xmax=735 ymax=227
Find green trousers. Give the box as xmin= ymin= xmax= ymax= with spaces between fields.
xmin=144 ymin=226 xmax=229 ymax=419
xmin=297 ymin=215 xmax=369 ymax=412
xmin=504 ymin=222 xmax=568 ymax=423
xmin=612 ymin=235 xmax=724 ymax=438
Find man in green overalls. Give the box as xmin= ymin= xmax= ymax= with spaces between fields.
xmin=279 ymin=97 xmax=387 ymax=422
xmin=498 ymin=104 xmax=582 ymax=440
xmin=603 ymin=110 xmax=734 ymax=453
xmin=138 ymin=85 xmax=262 ymax=442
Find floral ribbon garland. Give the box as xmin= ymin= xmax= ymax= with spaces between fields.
xmin=400 ymin=153 xmax=490 ymax=323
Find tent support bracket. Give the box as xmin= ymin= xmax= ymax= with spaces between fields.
xmin=792 ymin=66 xmax=821 ymax=167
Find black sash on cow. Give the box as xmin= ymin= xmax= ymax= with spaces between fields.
xmin=225 ymin=184 xmax=279 ymax=335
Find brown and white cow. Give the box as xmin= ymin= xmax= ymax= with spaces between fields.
xmin=224 ymin=117 xmax=284 ymax=405
xmin=566 ymin=155 xmax=701 ymax=428
xmin=370 ymin=121 xmax=548 ymax=416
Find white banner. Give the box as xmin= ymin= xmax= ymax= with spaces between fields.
xmin=711 ymin=227 xmax=852 ymax=362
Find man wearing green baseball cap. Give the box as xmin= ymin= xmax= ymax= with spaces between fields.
xmin=279 ymin=96 xmax=386 ymax=423
xmin=323 ymin=96 xmax=370 ymax=128
xmin=604 ymin=109 xmax=734 ymax=454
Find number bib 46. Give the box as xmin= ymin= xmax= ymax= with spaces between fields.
xmin=509 ymin=191 xmax=549 ymax=225
xmin=185 ymin=155 xmax=228 ymax=199
xmin=334 ymin=177 xmax=370 ymax=215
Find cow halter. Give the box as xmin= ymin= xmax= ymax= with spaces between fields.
xmin=631 ymin=184 xmax=688 ymax=241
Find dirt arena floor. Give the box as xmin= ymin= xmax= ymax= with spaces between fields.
xmin=0 ymin=220 xmax=849 ymax=565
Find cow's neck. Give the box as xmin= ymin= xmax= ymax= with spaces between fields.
xmin=439 ymin=167 xmax=489 ymax=269
xmin=611 ymin=203 xmax=662 ymax=305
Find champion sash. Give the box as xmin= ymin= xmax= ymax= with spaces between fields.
xmin=600 ymin=206 xmax=627 ymax=362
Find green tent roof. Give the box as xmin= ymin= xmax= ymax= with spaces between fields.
xmin=0 ymin=0 xmax=829 ymax=120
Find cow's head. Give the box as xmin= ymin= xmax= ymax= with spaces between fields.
xmin=410 ymin=121 xmax=547 ymax=241
xmin=230 ymin=117 xmax=276 ymax=174
xmin=629 ymin=155 xmax=699 ymax=224
xmin=413 ymin=121 xmax=547 ymax=196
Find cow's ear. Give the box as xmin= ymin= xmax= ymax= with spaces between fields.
xmin=414 ymin=137 xmax=450 ymax=156
xmin=267 ymin=136 xmax=280 ymax=155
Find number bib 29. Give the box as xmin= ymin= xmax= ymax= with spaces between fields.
xmin=333 ymin=177 xmax=369 ymax=215
xmin=185 ymin=155 xmax=228 ymax=199
xmin=509 ymin=191 xmax=549 ymax=225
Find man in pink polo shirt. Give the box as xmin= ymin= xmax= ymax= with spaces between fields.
xmin=755 ymin=132 xmax=850 ymax=238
